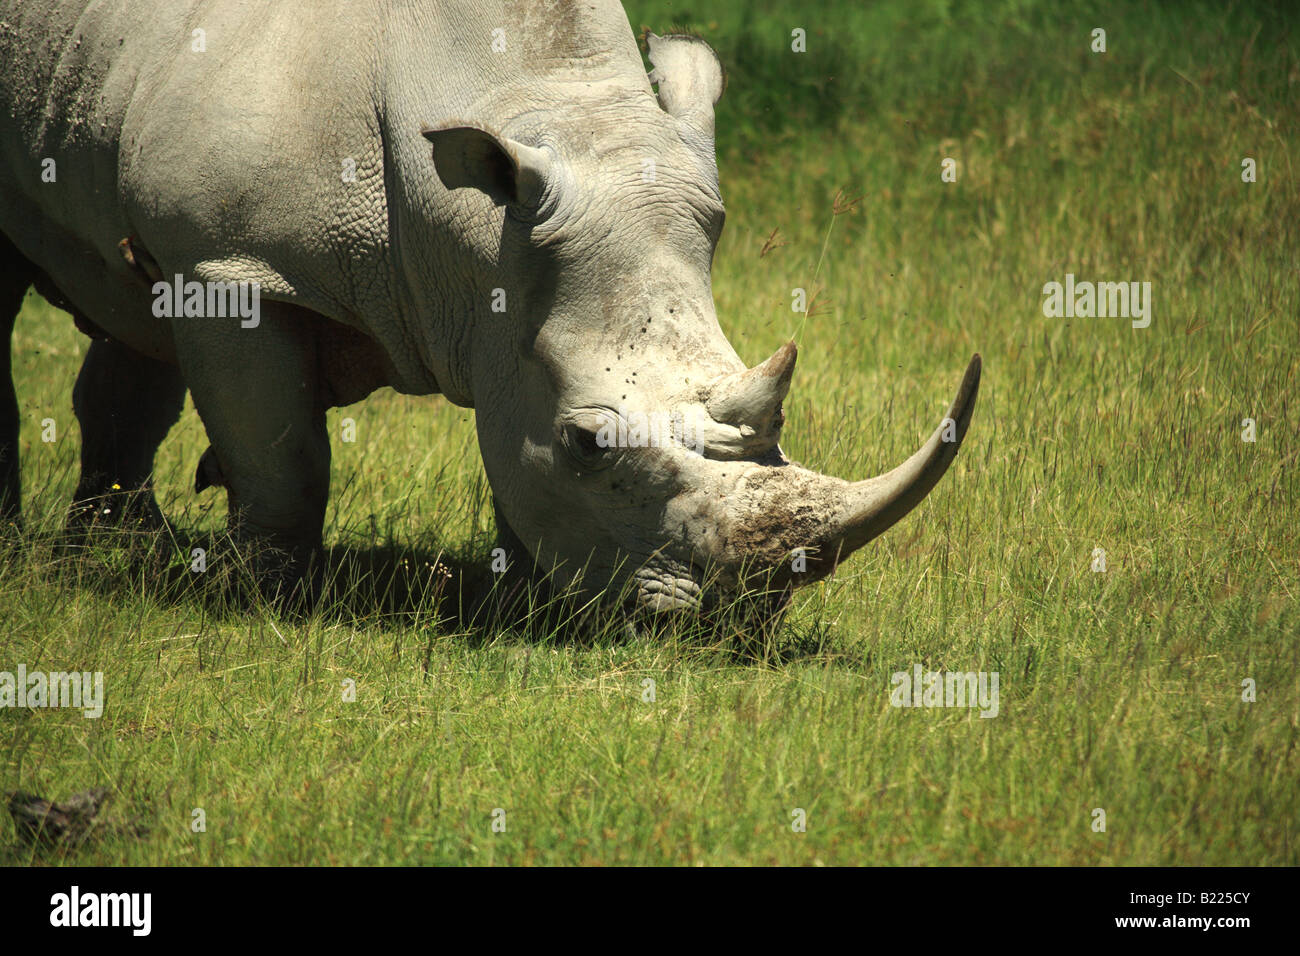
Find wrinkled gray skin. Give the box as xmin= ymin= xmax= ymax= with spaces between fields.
xmin=0 ymin=0 xmax=979 ymax=615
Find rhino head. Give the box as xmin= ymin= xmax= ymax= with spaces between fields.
xmin=419 ymin=33 xmax=980 ymax=620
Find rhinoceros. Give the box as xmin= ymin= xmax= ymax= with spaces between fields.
xmin=0 ymin=0 xmax=979 ymax=617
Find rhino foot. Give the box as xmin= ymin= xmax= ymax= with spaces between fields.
xmin=219 ymin=527 xmax=323 ymax=615
xmin=66 ymin=483 xmax=168 ymax=535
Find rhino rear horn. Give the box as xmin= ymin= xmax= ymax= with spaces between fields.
xmin=420 ymin=124 xmax=552 ymax=210
xmin=706 ymin=342 xmax=796 ymax=452
xmin=645 ymin=32 xmax=725 ymax=137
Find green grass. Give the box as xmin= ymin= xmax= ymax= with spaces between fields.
xmin=2 ymin=0 xmax=1296 ymax=864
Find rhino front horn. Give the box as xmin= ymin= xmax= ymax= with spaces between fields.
xmin=706 ymin=341 xmax=797 ymax=451
xmin=815 ymin=353 xmax=982 ymax=573
xmin=710 ymin=354 xmax=981 ymax=591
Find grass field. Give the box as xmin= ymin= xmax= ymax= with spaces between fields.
xmin=2 ymin=0 xmax=1296 ymax=864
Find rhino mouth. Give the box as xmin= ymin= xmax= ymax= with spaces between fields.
xmin=632 ymin=563 xmax=704 ymax=612
xmin=626 ymin=560 xmax=798 ymax=639
xmin=630 ymin=558 xmax=785 ymax=619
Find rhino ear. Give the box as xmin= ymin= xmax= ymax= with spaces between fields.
xmin=420 ymin=124 xmax=552 ymax=210
xmin=646 ymin=32 xmax=725 ymax=137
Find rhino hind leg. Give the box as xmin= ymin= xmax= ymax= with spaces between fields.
xmin=467 ymin=496 xmax=539 ymax=626
xmin=0 ymin=233 xmax=33 ymax=526
xmin=67 ymin=337 xmax=186 ymax=532
xmin=175 ymin=301 xmax=331 ymax=606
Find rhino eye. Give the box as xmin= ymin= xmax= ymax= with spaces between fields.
xmin=561 ymin=419 xmax=614 ymax=471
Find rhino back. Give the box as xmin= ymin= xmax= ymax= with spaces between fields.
xmin=0 ymin=1 xmax=654 ymax=396
xmin=1 ymin=2 xmax=385 ymax=317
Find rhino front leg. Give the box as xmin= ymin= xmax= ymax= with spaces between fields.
xmin=174 ymin=302 xmax=331 ymax=603
xmin=69 ymin=337 xmax=186 ymax=530
xmin=469 ymin=496 xmax=538 ymax=625
xmin=0 ymin=234 xmax=35 ymax=525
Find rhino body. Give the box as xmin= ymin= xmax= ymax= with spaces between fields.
xmin=0 ymin=0 xmax=979 ymax=615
